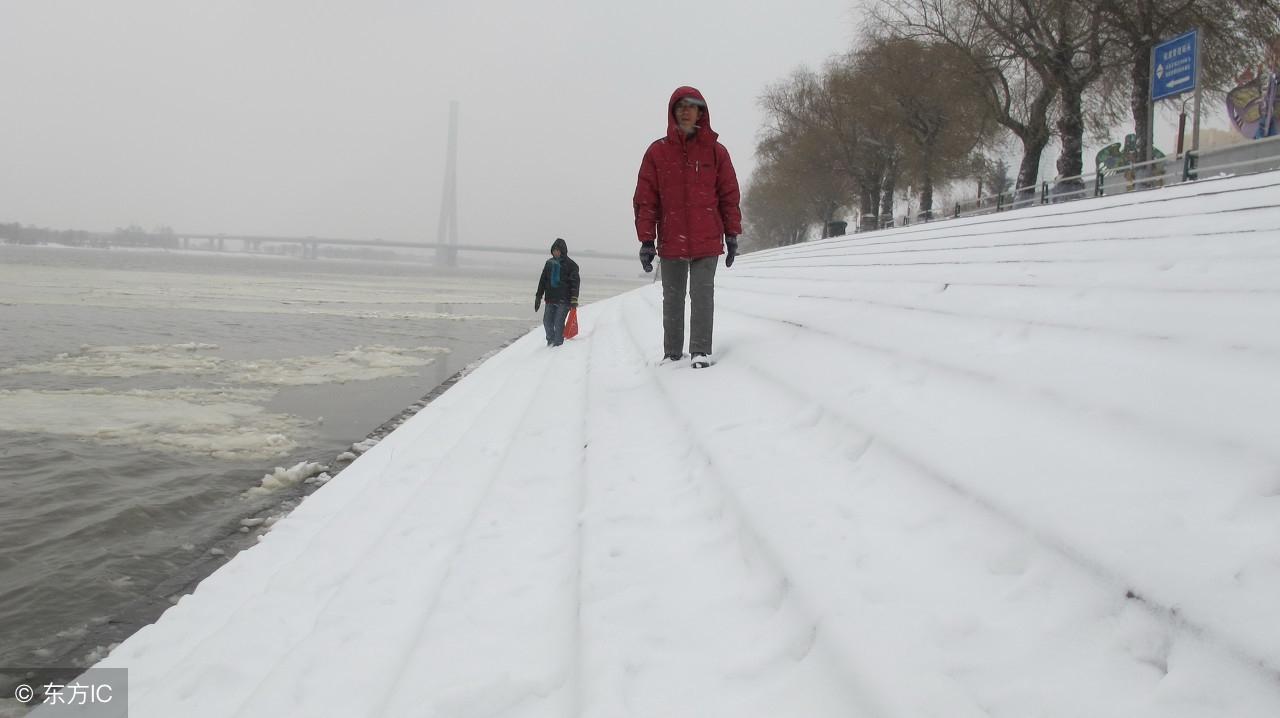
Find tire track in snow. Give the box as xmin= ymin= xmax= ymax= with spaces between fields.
xmin=727 ymin=271 xmax=1280 ymax=296
xmin=743 ymin=177 xmax=1280 ymax=262
xmin=575 ymin=292 xmax=887 ymax=718
xmin=368 ymin=337 xmax=592 ymax=718
xmin=721 ymin=282 xmax=1280 ymax=359
xmin=566 ymin=304 xmax=598 ymax=718
xmin=629 ymin=291 xmax=1280 ymax=714
xmin=219 ymin=337 xmax=576 ymax=717
xmin=745 ymin=218 xmax=1280 ymax=266
xmin=695 ymin=298 xmax=1280 ymax=686
xmin=738 ymin=246 xmax=1280 ymax=270
xmin=119 ymin=338 xmax=551 ymax=712
xmin=716 ymin=296 xmax=1280 ymax=468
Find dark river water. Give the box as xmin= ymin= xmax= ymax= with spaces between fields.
xmin=0 ymin=244 xmax=641 ymax=671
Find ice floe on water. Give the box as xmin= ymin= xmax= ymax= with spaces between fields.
xmin=244 ymin=460 xmax=328 ymax=497
xmin=0 ymin=387 xmax=307 ymax=459
xmin=227 ymin=345 xmax=449 ymax=386
xmin=0 ymin=343 xmax=450 ymax=456
xmin=2 ymin=341 xmax=449 ymax=386
xmin=344 ymin=311 xmax=525 ymax=322
xmin=0 ymin=342 xmax=225 ymax=378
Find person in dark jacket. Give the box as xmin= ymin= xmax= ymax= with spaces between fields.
xmin=633 ymin=86 xmax=742 ymax=369
xmin=534 ymin=237 xmax=580 ymax=347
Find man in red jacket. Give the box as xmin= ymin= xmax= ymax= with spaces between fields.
xmin=633 ymin=86 xmax=742 ymax=369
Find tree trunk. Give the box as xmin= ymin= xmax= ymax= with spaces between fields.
xmin=920 ymin=169 xmax=934 ymax=220
xmin=820 ymin=201 xmax=838 ymax=237
xmin=859 ymin=189 xmax=878 ymax=232
xmin=1014 ymin=135 xmax=1049 ymax=206
xmin=1129 ymin=11 xmax=1165 ymax=169
xmin=1055 ymin=86 xmax=1088 ymax=200
xmin=1009 ymin=84 xmax=1056 ymax=205
xmin=880 ymin=172 xmax=896 ymax=226
xmin=1125 ymin=1 xmax=1156 ymax=162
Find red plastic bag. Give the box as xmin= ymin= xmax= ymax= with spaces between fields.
xmin=563 ymin=307 xmax=579 ymax=340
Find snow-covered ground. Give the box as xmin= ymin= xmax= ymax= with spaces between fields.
xmin=83 ymin=172 xmax=1280 ymax=717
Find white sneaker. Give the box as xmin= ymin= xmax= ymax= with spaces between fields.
xmin=690 ymin=353 xmax=712 ymax=369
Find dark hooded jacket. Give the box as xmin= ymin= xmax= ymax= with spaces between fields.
xmin=632 ymin=86 xmax=742 ymax=259
xmin=535 ymin=237 xmax=580 ymax=306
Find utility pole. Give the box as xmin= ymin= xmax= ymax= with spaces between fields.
xmin=435 ymin=101 xmax=459 ymax=267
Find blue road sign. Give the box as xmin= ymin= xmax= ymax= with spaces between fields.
xmin=1151 ymin=30 xmax=1198 ymax=101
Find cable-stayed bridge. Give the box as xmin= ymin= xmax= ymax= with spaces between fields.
xmin=167 ymin=233 xmax=633 ymax=262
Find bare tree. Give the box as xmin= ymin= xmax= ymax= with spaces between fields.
xmin=756 ymin=129 xmax=854 ymax=238
xmin=742 ymin=167 xmax=817 ymax=248
xmin=984 ymin=155 xmax=1015 ymax=196
xmin=821 ymin=58 xmax=905 ymax=229
xmin=754 ymin=69 xmax=857 ymax=243
xmin=964 ymin=0 xmax=1117 ymax=196
xmin=871 ymin=0 xmax=1061 ymax=200
xmin=963 ymin=152 xmax=1016 ymax=204
xmin=759 ymin=63 xmax=902 ymax=231
xmin=1098 ymin=0 xmax=1280 ymax=162
xmin=856 ymin=37 xmax=997 ymax=219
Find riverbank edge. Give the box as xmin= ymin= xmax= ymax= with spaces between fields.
xmin=21 ymin=334 xmax=523 ymax=686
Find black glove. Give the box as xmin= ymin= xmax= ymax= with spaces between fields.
xmin=534 ymin=298 xmax=541 ymax=312
xmin=725 ymin=236 xmax=738 ymax=268
xmin=639 ymin=241 xmax=656 ymax=273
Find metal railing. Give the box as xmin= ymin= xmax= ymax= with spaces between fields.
xmin=861 ymin=136 xmax=1280 ymax=231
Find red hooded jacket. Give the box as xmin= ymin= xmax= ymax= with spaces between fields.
xmin=633 ymin=86 xmax=742 ymax=259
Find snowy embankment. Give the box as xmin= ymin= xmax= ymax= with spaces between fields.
xmin=91 ymin=172 xmax=1280 ymax=717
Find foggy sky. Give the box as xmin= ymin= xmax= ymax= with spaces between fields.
xmin=1 ymin=0 xmax=857 ymax=255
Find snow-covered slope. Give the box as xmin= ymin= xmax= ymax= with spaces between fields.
xmin=92 ymin=172 xmax=1280 ymax=717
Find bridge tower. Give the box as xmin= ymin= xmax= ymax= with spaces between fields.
xmin=435 ymin=101 xmax=460 ymax=267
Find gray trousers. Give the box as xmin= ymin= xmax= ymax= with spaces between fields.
xmin=660 ymin=256 xmax=717 ymax=356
